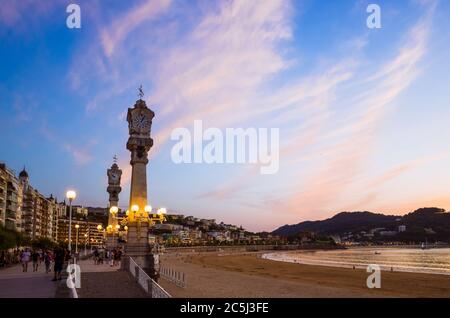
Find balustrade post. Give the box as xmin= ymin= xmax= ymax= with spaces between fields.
xmin=135 ymin=266 xmax=139 ymax=282
xmin=147 ymin=279 xmax=153 ymax=297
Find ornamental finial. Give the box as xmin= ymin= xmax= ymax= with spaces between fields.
xmin=138 ymin=85 xmax=144 ymax=100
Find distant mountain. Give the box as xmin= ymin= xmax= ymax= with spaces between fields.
xmin=272 ymin=211 xmax=397 ymax=236
xmin=272 ymin=208 xmax=450 ymax=242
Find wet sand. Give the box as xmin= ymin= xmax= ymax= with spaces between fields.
xmin=158 ymin=251 xmax=450 ymax=298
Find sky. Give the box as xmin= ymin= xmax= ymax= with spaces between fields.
xmin=1 ymin=0 xmax=450 ymax=232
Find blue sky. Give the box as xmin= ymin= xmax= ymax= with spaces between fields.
xmin=1 ymin=0 xmax=450 ymax=231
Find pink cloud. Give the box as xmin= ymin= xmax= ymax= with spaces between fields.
xmin=100 ymin=0 xmax=172 ymax=57
xmin=0 ymin=0 xmax=58 ymax=31
xmin=270 ymin=8 xmax=435 ymax=222
xmin=63 ymin=0 xmax=442 ymax=230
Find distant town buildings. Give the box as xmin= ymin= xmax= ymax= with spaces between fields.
xmin=56 ymin=218 xmax=105 ymax=246
xmin=87 ymin=207 xmax=108 ymax=217
xmin=2 ymin=162 xmax=279 ymax=247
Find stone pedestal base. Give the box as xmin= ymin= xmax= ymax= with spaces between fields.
xmin=124 ymin=221 xmax=160 ymax=281
xmin=125 ymin=221 xmax=149 ymax=254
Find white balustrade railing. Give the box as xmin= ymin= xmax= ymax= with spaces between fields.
xmin=160 ymin=266 xmax=187 ymax=288
xmin=128 ymin=256 xmax=172 ymax=298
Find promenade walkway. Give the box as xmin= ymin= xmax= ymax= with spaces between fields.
xmin=0 ymin=259 xmax=148 ymax=298
xmin=0 ymin=263 xmax=57 ymax=298
xmin=75 ymin=259 xmax=149 ymax=298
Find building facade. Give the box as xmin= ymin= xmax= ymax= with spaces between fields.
xmin=0 ymin=163 xmax=23 ymax=231
xmin=19 ymin=168 xmax=57 ymax=240
xmin=1 ymin=163 xmax=67 ymax=241
xmin=56 ymin=218 xmax=105 ymax=247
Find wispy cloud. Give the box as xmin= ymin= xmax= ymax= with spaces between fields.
xmin=100 ymin=0 xmax=173 ymax=58
xmin=280 ymin=5 xmax=435 ymax=221
xmin=62 ymin=143 xmax=92 ymax=165
xmin=39 ymin=119 xmax=95 ymax=166
xmin=0 ymin=0 xmax=59 ymax=33
xmin=201 ymin=2 xmax=437 ymax=225
xmin=61 ymin=0 xmax=446 ymax=229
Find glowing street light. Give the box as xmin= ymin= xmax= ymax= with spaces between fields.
xmin=109 ymin=206 xmax=119 ymax=215
xmin=157 ymin=207 xmax=167 ymax=215
xmin=97 ymin=224 xmax=105 ymax=246
xmin=66 ymin=190 xmax=77 ymax=253
xmin=131 ymin=205 xmax=139 ymax=212
xmin=144 ymin=205 xmax=152 ymax=213
xmin=66 ymin=190 xmax=77 ymax=201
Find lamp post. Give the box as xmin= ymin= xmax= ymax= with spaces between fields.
xmin=66 ymin=190 xmax=77 ymax=253
xmin=123 ymin=225 xmax=128 ymax=242
xmin=97 ymin=224 xmax=103 ymax=247
xmin=84 ymin=233 xmax=88 ymax=255
xmin=109 ymin=206 xmax=119 ymax=248
xmin=75 ymin=224 xmax=80 ymax=254
xmin=115 ymin=224 xmax=120 ymax=245
xmin=119 ymin=203 xmax=167 ymax=281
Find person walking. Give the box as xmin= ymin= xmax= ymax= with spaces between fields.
xmin=0 ymin=251 xmax=6 ymax=268
xmin=93 ymin=248 xmax=99 ymax=265
xmin=44 ymin=251 xmax=52 ymax=274
xmin=52 ymin=248 xmax=65 ymax=281
xmin=31 ymin=250 xmax=40 ymax=272
xmin=110 ymin=249 xmax=116 ymax=267
xmin=20 ymin=249 xmax=31 ymax=272
xmin=114 ymin=248 xmax=122 ymax=267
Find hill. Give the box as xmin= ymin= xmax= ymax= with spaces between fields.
xmin=272 ymin=208 xmax=450 ymax=243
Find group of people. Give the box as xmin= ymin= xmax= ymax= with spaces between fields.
xmin=0 ymin=250 xmax=21 ymax=268
xmin=93 ymin=247 xmax=122 ymax=267
xmin=16 ymin=247 xmax=70 ymax=281
xmin=2 ymin=246 xmax=123 ymax=280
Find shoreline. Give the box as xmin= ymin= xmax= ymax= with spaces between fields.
xmin=261 ymin=249 xmax=450 ymax=276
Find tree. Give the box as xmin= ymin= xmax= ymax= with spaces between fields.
xmin=0 ymin=225 xmax=27 ymax=250
xmin=31 ymin=237 xmax=56 ymax=250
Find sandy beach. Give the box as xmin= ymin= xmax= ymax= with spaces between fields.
xmin=158 ymin=251 xmax=450 ymax=298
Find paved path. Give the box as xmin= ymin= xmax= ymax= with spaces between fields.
xmin=76 ymin=258 xmax=121 ymax=273
xmin=0 ymin=263 xmax=57 ymax=298
xmin=75 ymin=259 xmax=149 ymax=298
xmin=0 ymin=259 xmax=145 ymax=298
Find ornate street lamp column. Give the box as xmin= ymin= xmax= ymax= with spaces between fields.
xmin=124 ymin=87 xmax=155 ymax=269
xmin=106 ymin=158 xmax=122 ymax=249
xmin=66 ymin=190 xmax=77 ymax=255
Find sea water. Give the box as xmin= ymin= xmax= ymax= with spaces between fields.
xmin=262 ymin=247 xmax=450 ymax=275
